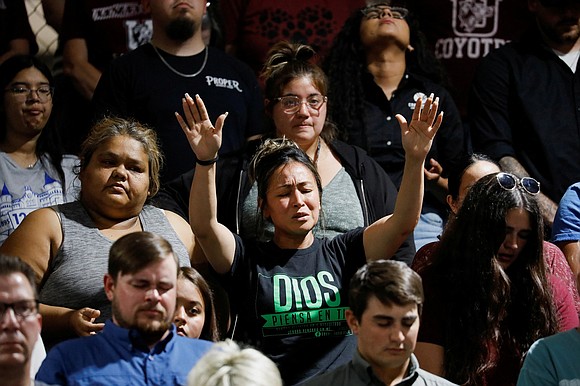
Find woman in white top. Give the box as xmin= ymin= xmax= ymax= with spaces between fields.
xmin=0 ymin=55 xmax=79 ymax=244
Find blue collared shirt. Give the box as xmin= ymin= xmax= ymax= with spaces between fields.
xmin=36 ymin=320 xmax=212 ymax=386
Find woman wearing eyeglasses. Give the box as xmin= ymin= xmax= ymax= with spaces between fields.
xmin=324 ymin=2 xmax=467 ymax=252
xmin=160 ymin=40 xmax=415 ymax=263
xmin=413 ymin=172 xmax=578 ymax=386
xmin=0 ymin=55 xmax=79 ymax=244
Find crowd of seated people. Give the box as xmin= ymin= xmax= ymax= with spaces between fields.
xmin=2 ymin=1 xmax=580 ymax=385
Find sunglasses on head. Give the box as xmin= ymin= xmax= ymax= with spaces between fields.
xmin=496 ymin=172 xmax=540 ymax=195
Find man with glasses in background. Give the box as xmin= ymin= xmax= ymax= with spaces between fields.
xmin=0 ymin=254 xmax=43 ymax=386
xmin=470 ymin=0 xmax=580 ymax=230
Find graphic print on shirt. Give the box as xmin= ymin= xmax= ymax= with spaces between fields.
xmin=437 ymin=0 xmax=508 ymax=59
xmin=91 ymin=3 xmax=152 ymax=52
xmin=259 ymin=271 xmax=351 ymax=338
xmin=0 ymin=173 xmax=64 ymax=240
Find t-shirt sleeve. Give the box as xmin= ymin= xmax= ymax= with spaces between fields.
xmin=552 ymin=183 xmax=580 ymax=242
xmin=516 ymin=339 xmax=557 ymax=386
xmin=5 ymin=0 xmax=38 ymax=55
xmin=60 ymin=0 xmax=89 ymax=42
xmin=549 ymin=274 xmax=580 ymax=332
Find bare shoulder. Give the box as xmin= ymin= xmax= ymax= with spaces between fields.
xmin=0 ymin=207 xmax=63 ymax=282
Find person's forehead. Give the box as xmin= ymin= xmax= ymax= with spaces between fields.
xmin=365 ymin=0 xmax=407 ymax=7
xmin=365 ymin=295 xmax=418 ymax=315
xmin=120 ymin=257 xmax=178 ymax=281
xmin=0 ymin=273 xmax=35 ymax=300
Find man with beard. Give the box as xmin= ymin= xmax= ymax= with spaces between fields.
xmin=35 ymin=232 xmax=213 ymax=385
xmin=470 ymin=0 xmax=580 ymax=230
xmin=92 ymin=0 xmax=264 ymax=183
xmin=0 ymin=255 xmax=43 ymax=386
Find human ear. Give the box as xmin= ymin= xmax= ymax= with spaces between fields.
xmin=446 ymin=195 xmax=459 ymax=214
xmin=346 ymin=309 xmax=360 ymax=335
xmin=259 ymin=197 xmax=271 ymax=220
xmin=104 ymin=274 xmax=116 ymax=301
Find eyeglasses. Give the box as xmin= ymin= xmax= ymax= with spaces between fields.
xmin=0 ymin=300 xmax=39 ymax=321
xmin=496 ymin=172 xmax=540 ymax=195
xmin=4 ymin=86 xmax=54 ymax=103
xmin=361 ymin=5 xmax=409 ymax=20
xmin=273 ymin=95 xmax=327 ymax=115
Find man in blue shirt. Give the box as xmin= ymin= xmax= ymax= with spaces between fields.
xmin=36 ymin=232 xmax=213 ymax=386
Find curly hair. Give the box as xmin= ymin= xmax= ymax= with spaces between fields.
xmin=261 ymin=41 xmax=337 ymax=142
xmin=323 ymin=5 xmax=446 ymax=141
xmin=423 ymin=173 xmax=558 ymax=385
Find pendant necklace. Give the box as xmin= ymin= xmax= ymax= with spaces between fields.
xmin=151 ymin=43 xmax=208 ymax=78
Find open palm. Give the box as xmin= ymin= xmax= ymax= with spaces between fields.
xmin=396 ymin=94 xmax=442 ymax=162
xmin=176 ymin=93 xmax=228 ymax=161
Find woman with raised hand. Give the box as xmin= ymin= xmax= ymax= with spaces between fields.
xmin=159 ymin=41 xmax=415 ymax=263
xmin=414 ymin=173 xmax=578 ymax=386
xmin=325 ymin=2 xmax=467 ymax=251
xmin=177 ymin=92 xmax=441 ymax=385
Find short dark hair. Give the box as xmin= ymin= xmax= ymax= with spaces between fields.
xmin=447 ymin=153 xmax=499 ymax=201
xmin=349 ymin=259 xmax=424 ymax=321
xmin=108 ymin=232 xmax=178 ymax=279
xmin=0 ymin=255 xmax=38 ymax=298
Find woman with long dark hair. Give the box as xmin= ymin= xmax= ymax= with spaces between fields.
xmin=175 ymin=266 xmax=220 ymax=342
xmin=0 ymin=55 xmax=79 ymax=244
xmin=415 ymin=173 xmax=578 ymax=385
xmin=324 ymin=2 xmax=467 ymax=251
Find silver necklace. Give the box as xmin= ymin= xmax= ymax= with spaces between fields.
xmin=151 ymin=43 xmax=208 ymax=78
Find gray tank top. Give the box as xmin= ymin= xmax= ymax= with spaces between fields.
xmin=39 ymin=201 xmax=190 ymax=323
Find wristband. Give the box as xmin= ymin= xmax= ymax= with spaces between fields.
xmin=196 ymin=156 xmax=219 ymax=166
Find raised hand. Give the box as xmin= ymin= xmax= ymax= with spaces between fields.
xmin=175 ymin=93 xmax=228 ymax=162
xmin=395 ymin=94 xmax=442 ymax=162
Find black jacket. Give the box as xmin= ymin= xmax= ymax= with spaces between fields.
xmin=155 ymin=139 xmax=415 ymax=264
